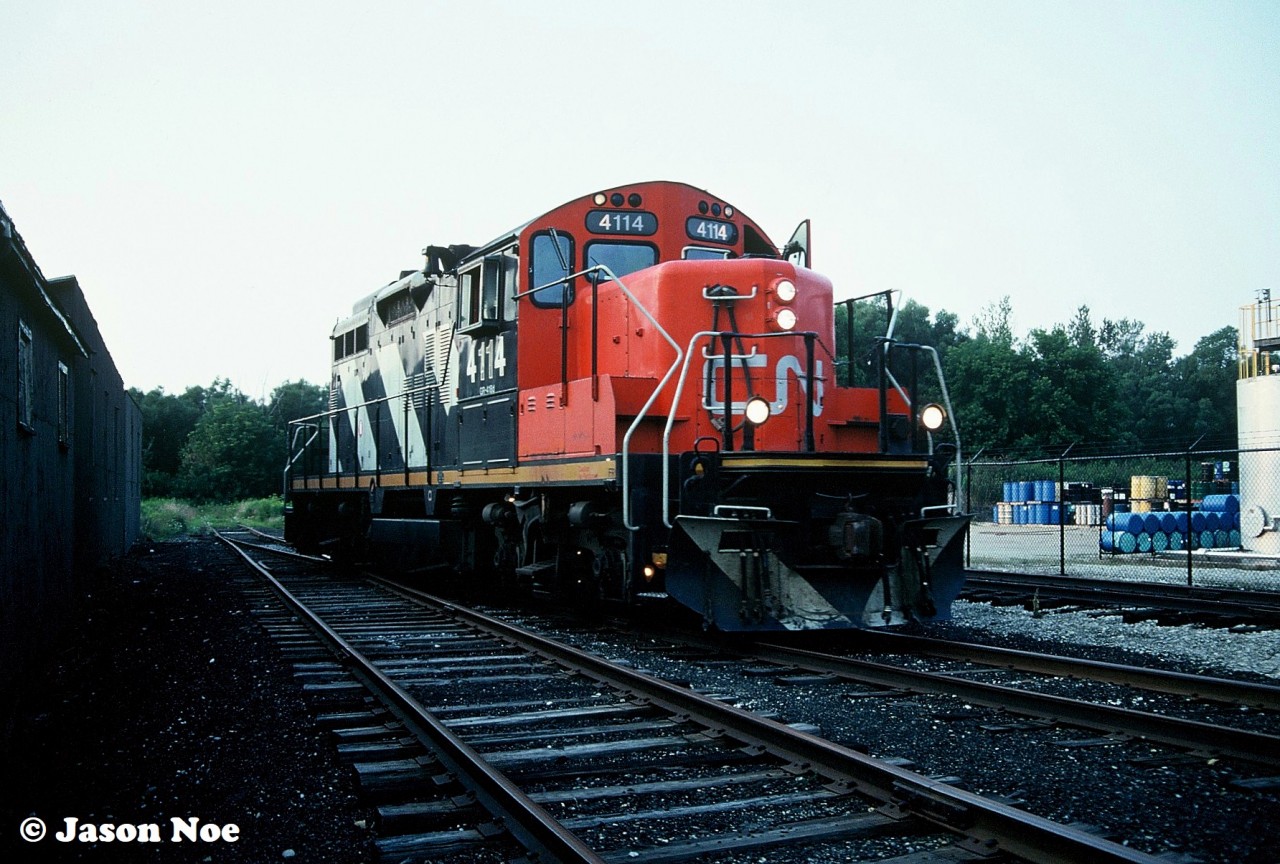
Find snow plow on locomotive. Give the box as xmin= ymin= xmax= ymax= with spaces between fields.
xmin=284 ymin=181 xmax=969 ymax=631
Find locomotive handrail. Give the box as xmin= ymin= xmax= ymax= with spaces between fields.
xmin=883 ymin=288 xmax=903 ymax=341
xmin=282 ymin=422 xmax=320 ymax=498
xmin=880 ymin=345 xmax=963 ymax=508
xmin=519 ymin=261 xmax=687 ymax=532
xmin=587 ymin=266 xmax=684 ymax=532
xmin=662 ymin=329 xmax=820 ymax=529
xmin=922 ymin=343 xmax=964 ymax=507
xmin=700 ymin=284 xmax=758 ymax=301
xmin=285 ymin=383 xmax=441 ymax=484
xmin=285 ymin=383 xmax=440 ymax=428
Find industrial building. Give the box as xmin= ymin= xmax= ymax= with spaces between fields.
xmin=0 ymin=200 xmax=141 ymax=740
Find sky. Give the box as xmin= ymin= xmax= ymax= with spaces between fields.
xmin=3 ymin=0 xmax=1277 ymax=399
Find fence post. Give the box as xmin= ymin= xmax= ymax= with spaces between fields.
xmin=1059 ymin=443 xmax=1074 ymax=576
xmin=1185 ymin=435 xmax=1204 ymax=587
xmin=965 ymin=447 xmax=984 ymax=570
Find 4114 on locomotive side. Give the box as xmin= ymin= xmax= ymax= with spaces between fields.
xmin=284 ymin=180 xmax=969 ymax=631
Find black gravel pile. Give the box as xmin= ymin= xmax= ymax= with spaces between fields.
xmin=0 ymin=541 xmax=376 ymax=863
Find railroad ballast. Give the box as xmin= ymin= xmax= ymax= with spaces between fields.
xmin=284 ymin=181 xmax=969 ymax=631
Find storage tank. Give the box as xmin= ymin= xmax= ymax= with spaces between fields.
xmin=1237 ymin=293 xmax=1280 ymax=555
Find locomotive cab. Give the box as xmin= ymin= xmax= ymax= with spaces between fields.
xmin=284 ymin=181 xmax=970 ymax=631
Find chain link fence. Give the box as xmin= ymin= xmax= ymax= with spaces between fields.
xmin=962 ymin=446 xmax=1280 ymax=590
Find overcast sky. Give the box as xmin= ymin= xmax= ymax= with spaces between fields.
xmin=4 ymin=1 xmax=1277 ymax=398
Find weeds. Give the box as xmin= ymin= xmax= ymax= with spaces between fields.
xmin=141 ymin=496 xmax=285 ymax=541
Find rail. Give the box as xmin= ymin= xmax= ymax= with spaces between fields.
xmin=751 ymin=640 xmax=1280 ymax=770
xmin=217 ymin=533 xmax=606 ymax=864
xmin=857 ymin=629 xmax=1280 ymax=711
xmin=374 ymin=577 xmax=1165 ymax=864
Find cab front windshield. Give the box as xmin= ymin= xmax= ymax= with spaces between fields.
xmin=584 ymin=241 xmax=657 ymax=283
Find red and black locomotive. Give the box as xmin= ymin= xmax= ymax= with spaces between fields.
xmin=284 ymin=181 xmax=969 ymax=631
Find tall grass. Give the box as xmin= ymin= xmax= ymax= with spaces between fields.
xmin=141 ymin=496 xmax=285 ymax=541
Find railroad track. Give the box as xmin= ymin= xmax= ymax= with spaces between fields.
xmin=213 ymin=530 xmax=1163 ymax=864
xmin=961 ymin=570 xmax=1280 ymax=629
xmin=744 ymin=635 xmax=1280 ymax=772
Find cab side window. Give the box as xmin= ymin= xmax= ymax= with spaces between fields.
xmin=461 ymin=245 xmax=519 ymax=330
xmin=529 ymin=232 xmax=574 ymax=308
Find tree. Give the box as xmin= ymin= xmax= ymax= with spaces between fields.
xmin=267 ymin=380 xmax=327 ymax=436
xmin=1173 ymin=326 xmax=1238 ymax=446
xmin=130 ymin=386 xmax=202 ymax=496
xmin=129 ymin=378 xmax=246 ymax=496
xmin=1067 ymin=305 xmax=1097 ymax=349
xmin=1096 ymin=319 xmax=1185 ymax=448
xmin=944 ymin=330 xmax=1031 ymax=452
xmin=1021 ymin=320 xmax=1117 ymax=447
xmin=974 ymin=296 xmax=1015 ymax=346
xmin=938 ymin=298 xmax=1240 ymax=454
xmin=176 ymin=399 xmax=283 ymax=502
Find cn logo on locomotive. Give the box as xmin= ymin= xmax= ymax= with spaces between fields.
xmin=701 ymin=353 xmax=825 ymax=417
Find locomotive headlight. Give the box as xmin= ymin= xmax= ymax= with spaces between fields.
xmin=745 ymin=395 xmax=771 ymax=426
xmin=773 ymin=308 xmax=798 ymax=331
xmin=773 ymin=279 xmax=796 ymax=303
xmin=920 ymin=403 xmax=947 ymax=431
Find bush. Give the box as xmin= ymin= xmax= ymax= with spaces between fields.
xmin=232 ymin=497 xmax=286 ymax=529
xmin=140 ymin=497 xmax=285 ymax=541
xmin=141 ymin=499 xmax=205 ymax=540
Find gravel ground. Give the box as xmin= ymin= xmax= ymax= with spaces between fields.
xmin=4 ymin=538 xmax=1277 ymax=863
xmin=0 ymin=541 xmax=376 ymax=863
xmin=947 ymin=599 xmax=1280 ymax=680
xmin=502 ymin=599 xmax=1280 ymax=864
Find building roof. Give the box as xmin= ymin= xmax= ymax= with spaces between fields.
xmin=0 ymin=199 xmax=88 ymax=358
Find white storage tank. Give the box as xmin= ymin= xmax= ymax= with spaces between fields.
xmin=1237 ymin=293 xmax=1280 ymax=555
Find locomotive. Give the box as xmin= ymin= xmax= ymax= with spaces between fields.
xmin=284 ymin=181 xmax=969 ymax=631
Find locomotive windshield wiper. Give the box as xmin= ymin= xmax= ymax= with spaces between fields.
xmin=548 ymin=227 xmax=570 ymax=276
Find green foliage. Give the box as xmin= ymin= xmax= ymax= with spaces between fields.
xmin=140 ymin=498 xmax=204 ymax=539
xmin=176 ymin=398 xmax=283 ymax=502
xmin=140 ymin=496 xmax=284 ymax=540
xmin=1174 ymin=327 xmax=1238 ymax=445
xmin=131 ymin=378 xmax=325 ymax=503
xmin=937 ymin=302 xmax=1238 ymax=456
xmin=831 ymin=294 xmax=1237 ymax=456
xmin=267 ymin=380 xmax=327 ymax=436
xmin=945 ymin=327 xmax=1035 ymax=450
xmin=129 ymin=384 xmax=206 ymax=495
